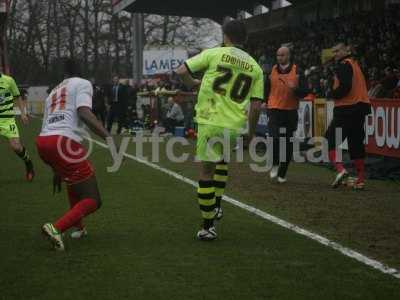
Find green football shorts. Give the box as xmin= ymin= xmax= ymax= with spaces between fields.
xmin=0 ymin=118 xmax=20 ymax=139
xmin=196 ymin=124 xmax=239 ymax=162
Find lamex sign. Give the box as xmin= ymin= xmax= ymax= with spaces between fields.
xmin=143 ymin=49 xmax=188 ymax=75
xmin=366 ymin=99 xmax=400 ymax=158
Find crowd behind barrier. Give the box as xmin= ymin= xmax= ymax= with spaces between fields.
xmin=250 ymin=7 xmax=400 ymax=99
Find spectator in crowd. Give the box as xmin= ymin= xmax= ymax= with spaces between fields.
xmin=154 ymin=80 xmax=168 ymax=95
xmin=106 ymin=75 xmax=129 ymax=135
xmin=124 ymin=80 xmax=138 ymax=125
xmin=184 ymin=100 xmax=195 ymax=130
xmin=393 ymin=69 xmax=400 ymax=98
xmin=250 ymin=8 xmax=400 ymax=99
xmin=164 ymin=97 xmax=184 ymax=134
xmin=380 ymin=67 xmax=399 ymax=98
xmin=127 ymin=81 xmax=138 ymax=111
xmin=92 ymin=82 xmax=107 ymax=127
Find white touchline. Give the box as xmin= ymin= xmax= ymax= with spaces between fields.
xmin=88 ymin=137 xmax=400 ymax=280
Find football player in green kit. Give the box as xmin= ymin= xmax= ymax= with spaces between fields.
xmin=177 ymin=20 xmax=263 ymax=240
xmin=0 ymin=72 xmax=34 ymax=181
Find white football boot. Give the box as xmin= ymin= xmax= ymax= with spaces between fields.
xmin=197 ymin=227 xmax=217 ymax=241
xmin=277 ymin=177 xmax=287 ymax=184
xmin=332 ymin=169 xmax=349 ymax=188
xmin=70 ymin=228 xmax=88 ymax=239
xmin=270 ymin=166 xmax=279 ymax=179
xmin=42 ymin=223 xmax=65 ymax=251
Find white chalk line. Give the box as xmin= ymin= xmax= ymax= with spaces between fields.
xmin=88 ymin=137 xmax=400 ymax=280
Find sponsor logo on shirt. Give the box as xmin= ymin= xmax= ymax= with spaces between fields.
xmin=48 ymin=114 xmax=65 ymax=124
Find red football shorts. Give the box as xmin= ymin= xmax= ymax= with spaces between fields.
xmin=36 ymin=135 xmax=94 ymax=185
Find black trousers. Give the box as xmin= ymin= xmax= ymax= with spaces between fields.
xmin=164 ymin=118 xmax=184 ymax=133
xmin=93 ymin=107 xmax=106 ymax=127
xmin=107 ymin=105 xmax=126 ymax=134
xmin=268 ymin=109 xmax=298 ymax=178
xmin=325 ymin=102 xmax=370 ymax=160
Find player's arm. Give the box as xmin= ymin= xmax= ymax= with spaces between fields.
xmin=15 ymin=96 xmax=29 ymax=124
xmin=10 ymin=78 xmax=29 ymax=124
xmin=248 ymin=100 xmax=262 ymax=139
xmin=76 ymin=81 xmax=110 ymax=140
xmin=293 ymin=68 xmax=311 ymax=99
xmin=175 ymin=64 xmax=201 ymax=90
xmin=248 ymin=70 xmax=264 ymax=139
xmin=78 ymin=107 xmax=110 ymax=140
xmin=176 ymin=49 xmax=212 ymax=89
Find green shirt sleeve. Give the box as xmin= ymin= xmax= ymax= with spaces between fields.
xmin=8 ymin=77 xmax=21 ymax=97
xmin=251 ymin=69 xmax=264 ymax=101
xmin=185 ymin=49 xmax=211 ymax=74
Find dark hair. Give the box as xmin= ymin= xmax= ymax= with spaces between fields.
xmin=222 ymin=20 xmax=248 ymax=46
xmin=63 ymin=58 xmax=82 ymax=77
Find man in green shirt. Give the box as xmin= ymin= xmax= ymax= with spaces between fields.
xmin=177 ymin=20 xmax=263 ymax=240
xmin=0 ymin=72 xmax=34 ymax=181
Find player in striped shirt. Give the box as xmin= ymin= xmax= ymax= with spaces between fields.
xmin=0 ymin=72 xmax=34 ymax=181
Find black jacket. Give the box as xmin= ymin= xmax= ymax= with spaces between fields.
xmin=108 ymin=83 xmax=129 ymax=107
xmin=327 ymin=56 xmax=354 ymax=100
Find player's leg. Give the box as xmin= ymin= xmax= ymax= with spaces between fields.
xmin=36 ymin=135 xmax=65 ymax=251
xmin=197 ymin=161 xmax=217 ymax=241
xmin=347 ymin=111 xmax=367 ymax=190
xmin=195 ymin=125 xmax=220 ymax=240
xmin=107 ymin=106 xmax=116 ymax=133
xmin=67 ymin=185 xmax=87 ymax=238
xmin=277 ymin=110 xmax=298 ymax=182
xmin=53 ymin=175 xmax=101 ymax=235
xmin=42 ymin=176 xmax=100 ymax=251
xmin=39 ymin=135 xmax=100 ymax=250
xmin=213 ymin=161 xmax=228 ymax=220
xmin=199 ymin=161 xmax=217 ymax=227
xmin=267 ymin=109 xmax=280 ymax=179
xmin=6 ymin=119 xmax=34 ymax=181
xmin=117 ymin=107 xmax=126 ymax=135
xmin=100 ymin=109 xmax=106 ymax=127
xmin=325 ymin=113 xmax=349 ymax=187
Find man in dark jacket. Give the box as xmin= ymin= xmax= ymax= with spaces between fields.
xmin=92 ymin=83 xmax=106 ymax=127
xmin=106 ymin=75 xmax=129 ymax=134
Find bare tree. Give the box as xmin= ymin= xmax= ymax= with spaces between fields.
xmin=6 ymin=1 xmax=220 ymax=84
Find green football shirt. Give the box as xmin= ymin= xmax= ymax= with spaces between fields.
xmin=185 ymin=46 xmax=264 ymax=130
xmin=0 ymin=74 xmax=20 ymax=119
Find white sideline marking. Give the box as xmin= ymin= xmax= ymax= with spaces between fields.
xmin=89 ymin=137 xmax=400 ymax=279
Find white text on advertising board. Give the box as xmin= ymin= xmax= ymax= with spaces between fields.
xmin=144 ymin=59 xmax=185 ymax=74
xmin=366 ymin=105 xmax=400 ymax=150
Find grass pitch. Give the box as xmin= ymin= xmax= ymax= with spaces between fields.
xmin=1 ymin=118 xmax=399 ymax=299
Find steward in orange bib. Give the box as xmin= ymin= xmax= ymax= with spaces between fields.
xmin=266 ymin=46 xmax=310 ymax=182
xmin=325 ymin=43 xmax=371 ymax=190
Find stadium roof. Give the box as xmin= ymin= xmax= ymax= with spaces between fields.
xmin=112 ymin=0 xmax=273 ymax=22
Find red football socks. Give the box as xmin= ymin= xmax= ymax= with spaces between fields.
xmin=329 ymin=150 xmax=345 ymax=173
xmin=354 ymin=159 xmax=365 ymax=183
xmin=54 ymin=198 xmax=98 ymax=233
xmin=67 ymin=186 xmax=84 ymax=230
